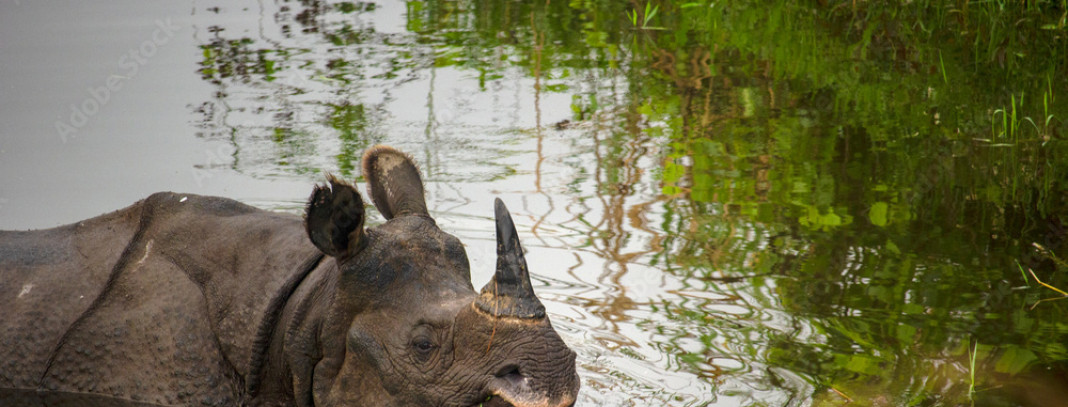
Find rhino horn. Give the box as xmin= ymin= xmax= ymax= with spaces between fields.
xmin=475 ymin=198 xmax=546 ymax=319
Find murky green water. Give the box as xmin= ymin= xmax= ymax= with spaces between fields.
xmin=2 ymin=1 xmax=1067 ymax=406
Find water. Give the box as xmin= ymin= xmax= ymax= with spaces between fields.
xmin=2 ymin=1 xmax=1067 ymax=406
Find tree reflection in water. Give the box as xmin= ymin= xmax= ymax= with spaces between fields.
xmin=191 ymin=1 xmax=1068 ymax=405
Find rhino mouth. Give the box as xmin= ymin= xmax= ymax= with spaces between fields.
xmin=472 ymin=395 xmax=576 ymax=407
xmin=474 ymin=396 xmax=513 ymax=407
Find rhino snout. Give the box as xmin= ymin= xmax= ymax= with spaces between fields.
xmin=481 ymin=350 xmax=579 ymax=407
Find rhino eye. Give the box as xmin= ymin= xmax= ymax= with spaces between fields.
xmin=412 ymin=337 xmax=437 ymax=357
xmin=415 ymin=340 xmax=433 ymax=351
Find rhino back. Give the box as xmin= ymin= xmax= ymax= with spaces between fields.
xmin=1 ymin=193 xmax=323 ymax=406
xmin=1 ymin=201 xmax=144 ymax=390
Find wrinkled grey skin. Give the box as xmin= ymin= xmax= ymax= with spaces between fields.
xmin=0 ymin=146 xmax=579 ymax=407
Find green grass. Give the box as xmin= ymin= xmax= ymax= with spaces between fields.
xmin=626 ymin=1 xmax=661 ymax=30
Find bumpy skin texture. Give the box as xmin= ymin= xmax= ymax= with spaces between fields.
xmin=0 ymin=145 xmax=579 ymax=407
xmin=1 ymin=193 xmax=322 ymax=406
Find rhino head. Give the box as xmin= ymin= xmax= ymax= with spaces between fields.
xmin=292 ymin=146 xmax=579 ymax=407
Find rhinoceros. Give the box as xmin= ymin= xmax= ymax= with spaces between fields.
xmin=0 ymin=146 xmax=579 ymax=407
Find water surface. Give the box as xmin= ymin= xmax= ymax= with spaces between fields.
xmin=2 ymin=1 xmax=1067 ymax=406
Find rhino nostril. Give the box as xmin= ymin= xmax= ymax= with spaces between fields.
xmin=494 ymin=364 xmax=523 ymax=383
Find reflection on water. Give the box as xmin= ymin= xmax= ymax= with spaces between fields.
xmin=149 ymin=0 xmax=1068 ymax=405
xmin=4 ymin=0 xmax=1068 ymax=405
xmin=186 ymin=1 xmax=1068 ymax=405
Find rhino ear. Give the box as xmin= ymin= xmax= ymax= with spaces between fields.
xmin=361 ymin=145 xmax=428 ymax=220
xmin=305 ymin=174 xmax=366 ymax=258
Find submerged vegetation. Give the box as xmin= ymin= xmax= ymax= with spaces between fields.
xmin=192 ymin=0 xmax=1067 ymax=404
